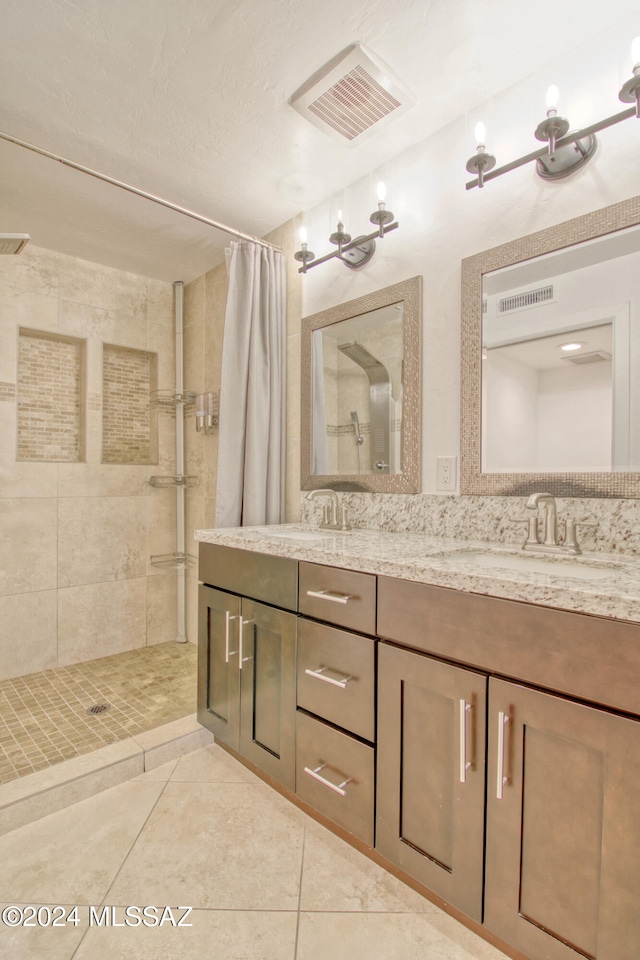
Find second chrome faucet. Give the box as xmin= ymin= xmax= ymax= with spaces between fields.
xmin=306 ymin=489 xmax=351 ymax=531
xmin=524 ymin=492 xmax=581 ymax=556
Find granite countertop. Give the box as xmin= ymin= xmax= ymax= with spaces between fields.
xmin=195 ymin=524 xmax=640 ymax=624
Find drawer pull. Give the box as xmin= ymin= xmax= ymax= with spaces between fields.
xmin=496 ymin=710 xmax=510 ymax=799
xmin=305 ymin=666 xmax=351 ymax=689
xmin=306 ymin=589 xmax=354 ymax=605
xmin=304 ymin=763 xmax=351 ymax=797
xmin=459 ymin=699 xmax=472 ymax=783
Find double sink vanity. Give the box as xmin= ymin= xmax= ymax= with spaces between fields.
xmin=196 ymin=518 xmax=640 ymax=960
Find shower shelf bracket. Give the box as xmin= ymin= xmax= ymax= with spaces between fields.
xmin=148 ymin=475 xmax=199 ymax=488
xmin=150 ymin=389 xmax=197 ymax=408
xmin=150 ymin=552 xmax=197 ymax=570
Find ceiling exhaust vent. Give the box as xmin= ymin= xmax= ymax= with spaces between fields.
xmin=562 ymin=350 xmax=612 ymax=365
xmin=290 ymin=44 xmax=415 ymax=145
xmin=499 ymin=285 xmax=554 ymax=314
xmin=0 ymin=234 xmax=30 ymax=255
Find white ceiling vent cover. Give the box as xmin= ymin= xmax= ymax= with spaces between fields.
xmin=290 ymin=44 xmax=415 ymax=145
xmin=562 ymin=350 xmax=612 ymax=365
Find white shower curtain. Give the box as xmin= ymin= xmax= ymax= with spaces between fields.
xmin=215 ymin=241 xmax=286 ymax=528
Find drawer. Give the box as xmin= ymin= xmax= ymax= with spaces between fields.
xmin=297 ymin=619 xmax=375 ymax=742
xmin=199 ymin=543 xmax=298 ymax=611
xmin=299 ymin=562 xmax=376 ymax=634
xmin=296 ymin=710 xmax=374 ymax=846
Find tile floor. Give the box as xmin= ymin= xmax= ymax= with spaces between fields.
xmin=0 ymin=643 xmax=197 ymax=783
xmin=0 ymin=742 xmax=509 ymax=960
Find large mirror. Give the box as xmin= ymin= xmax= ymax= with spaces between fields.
xmin=461 ymin=195 xmax=640 ymax=497
xmin=301 ymin=276 xmax=422 ymax=493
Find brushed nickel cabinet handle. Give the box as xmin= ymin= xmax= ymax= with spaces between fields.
xmin=496 ymin=710 xmax=510 ymax=799
xmin=305 ymin=589 xmax=354 ymax=605
xmin=224 ymin=611 xmax=230 ymax=663
xmin=303 ymin=763 xmax=351 ymax=797
xmin=459 ymin=699 xmax=472 ymax=783
xmin=304 ymin=666 xmax=351 ymax=689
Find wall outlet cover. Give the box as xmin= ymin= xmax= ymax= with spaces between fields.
xmin=436 ymin=456 xmax=457 ymax=491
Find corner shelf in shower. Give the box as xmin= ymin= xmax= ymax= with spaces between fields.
xmin=148 ymin=475 xmax=200 ymax=488
xmin=150 ymin=552 xmax=197 ymax=570
xmin=150 ymin=389 xmax=197 ymax=408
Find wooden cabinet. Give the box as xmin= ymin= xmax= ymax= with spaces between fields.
xmin=197 ymin=584 xmax=296 ymax=790
xmin=485 ymin=678 xmax=640 ymax=960
xmin=376 ymin=642 xmax=487 ymax=921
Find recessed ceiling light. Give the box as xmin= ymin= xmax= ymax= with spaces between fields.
xmin=559 ymin=341 xmax=584 ymax=352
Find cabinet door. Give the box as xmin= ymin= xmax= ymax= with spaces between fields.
xmin=239 ymin=599 xmax=297 ymax=790
xmin=376 ymin=643 xmax=487 ymax=921
xmin=197 ymin=585 xmax=241 ymax=750
xmin=485 ymin=678 xmax=640 ymax=960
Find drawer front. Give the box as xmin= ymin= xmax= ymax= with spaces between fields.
xmin=296 ymin=710 xmax=374 ymax=846
xmin=297 ymin=619 xmax=375 ymax=742
xmin=199 ymin=543 xmax=298 ymax=611
xmin=299 ymin=562 xmax=376 ymax=634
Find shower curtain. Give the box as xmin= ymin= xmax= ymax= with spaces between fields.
xmin=215 ymin=241 xmax=286 ymax=528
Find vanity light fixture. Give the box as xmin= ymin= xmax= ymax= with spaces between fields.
xmin=294 ymin=181 xmax=399 ymax=273
xmin=466 ymin=38 xmax=640 ymax=189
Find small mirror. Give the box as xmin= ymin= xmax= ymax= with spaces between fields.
xmin=461 ymin=195 xmax=640 ymax=497
xmin=301 ymin=277 xmax=422 ymax=493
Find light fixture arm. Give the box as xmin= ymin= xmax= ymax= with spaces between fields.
xmin=296 ymin=220 xmax=399 ymax=273
xmin=466 ymin=105 xmax=636 ymax=190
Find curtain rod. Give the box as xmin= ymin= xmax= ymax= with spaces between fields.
xmin=0 ymin=130 xmax=282 ymax=252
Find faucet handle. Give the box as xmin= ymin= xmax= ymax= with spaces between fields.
xmin=508 ymin=516 xmax=540 ymax=546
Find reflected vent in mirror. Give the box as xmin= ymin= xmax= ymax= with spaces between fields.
xmin=499 ymin=285 xmax=554 ymax=313
xmin=562 ymin=350 xmax=612 ymax=365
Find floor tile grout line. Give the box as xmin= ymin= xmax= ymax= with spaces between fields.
xmin=293 ymin=815 xmax=308 ymax=959
xmin=97 ymin=775 xmax=173 ymax=908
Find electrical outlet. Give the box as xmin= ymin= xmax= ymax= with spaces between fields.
xmin=436 ymin=456 xmax=457 ymax=491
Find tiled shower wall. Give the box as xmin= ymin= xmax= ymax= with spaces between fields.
xmin=0 ymin=245 xmax=178 ymax=682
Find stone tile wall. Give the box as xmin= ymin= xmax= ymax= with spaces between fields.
xmin=0 ymin=245 xmax=178 ymax=681
xmin=102 ymin=344 xmax=156 ymax=464
xmin=17 ymin=329 xmax=84 ymax=462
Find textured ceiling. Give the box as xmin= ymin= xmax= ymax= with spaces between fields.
xmin=0 ymin=0 xmax=638 ymax=280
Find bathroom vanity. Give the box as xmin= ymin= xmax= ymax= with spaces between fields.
xmin=196 ymin=525 xmax=640 ymax=960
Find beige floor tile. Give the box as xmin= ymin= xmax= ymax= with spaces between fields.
xmin=170 ymin=743 xmax=261 ymax=784
xmin=296 ymin=911 xmax=508 ymax=960
xmin=106 ymin=781 xmax=305 ymax=910
xmin=131 ymin=759 xmax=178 ymax=782
xmin=300 ymin=818 xmax=437 ymax=913
xmin=0 ymin=781 xmax=164 ymax=905
xmin=0 ymin=903 xmax=89 ymax=960
xmin=73 ymin=908 xmax=298 ymax=960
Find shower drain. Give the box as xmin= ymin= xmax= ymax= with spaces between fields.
xmin=85 ymin=703 xmax=111 ymax=715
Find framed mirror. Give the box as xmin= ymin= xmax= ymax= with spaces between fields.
xmin=301 ymin=276 xmax=422 ymax=493
xmin=461 ymin=195 xmax=640 ymax=498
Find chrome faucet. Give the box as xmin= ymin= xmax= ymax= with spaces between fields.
xmin=306 ymin=489 xmax=350 ymax=531
xmin=524 ymin=492 xmax=581 ymax=556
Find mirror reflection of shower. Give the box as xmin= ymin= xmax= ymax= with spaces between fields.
xmin=350 ymin=410 xmax=364 ymax=473
xmin=338 ymin=340 xmax=392 ymax=474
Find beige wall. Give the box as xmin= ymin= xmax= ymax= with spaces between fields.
xmin=0 ymin=244 xmax=177 ymax=681
xmin=182 ymin=221 xmax=301 ymax=641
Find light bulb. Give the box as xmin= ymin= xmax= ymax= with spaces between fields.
xmin=337 ymin=209 xmax=343 ymax=223
xmin=546 ymin=85 xmax=559 ymax=111
xmin=299 ymin=226 xmax=307 ymax=245
xmin=474 ymin=121 xmax=486 ymax=147
xmin=376 ymin=181 xmax=387 ymax=203
xmin=632 ymin=36 xmax=640 ymax=68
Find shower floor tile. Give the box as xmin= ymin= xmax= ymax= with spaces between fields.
xmin=0 ymin=642 xmax=197 ymax=784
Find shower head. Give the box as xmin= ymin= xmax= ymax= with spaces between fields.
xmin=350 ymin=410 xmax=364 ymax=444
xmin=338 ymin=340 xmax=390 ymax=385
xmin=0 ymin=234 xmax=30 ymax=255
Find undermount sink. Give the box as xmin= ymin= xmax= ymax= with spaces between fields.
xmin=444 ymin=550 xmax=620 ymax=581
